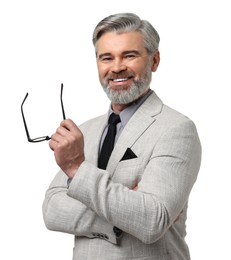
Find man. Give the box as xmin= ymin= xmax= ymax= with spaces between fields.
xmin=43 ymin=13 xmax=201 ymax=260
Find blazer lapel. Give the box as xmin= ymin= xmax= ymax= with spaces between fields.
xmin=106 ymin=91 xmax=163 ymax=175
xmin=82 ymin=114 xmax=108 ymax=166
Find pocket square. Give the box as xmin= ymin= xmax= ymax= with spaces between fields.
xmin=120 ymin=148 xmax=137 ymax=161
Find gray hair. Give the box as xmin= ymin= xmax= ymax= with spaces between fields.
xmin=92 ymin=13 xmax=160 ymax=54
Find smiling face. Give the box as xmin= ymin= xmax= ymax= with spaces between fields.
xmin=96 ymin=31 xmax=159 ymax=109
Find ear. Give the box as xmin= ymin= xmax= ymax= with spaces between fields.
xmin=151 ymin=51 xmax=160 ymax=72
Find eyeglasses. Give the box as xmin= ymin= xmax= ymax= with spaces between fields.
xmin=21 ymin=83 xmax=66 ymax=143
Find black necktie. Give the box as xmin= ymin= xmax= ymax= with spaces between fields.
xmin=98 ymin=113 xmax=123 ymax=239
xmin=98 ymin=113 xmax=121 ymax=170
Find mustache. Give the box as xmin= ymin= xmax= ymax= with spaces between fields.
xmin=106 ymin=72 xmax=135 ymax=80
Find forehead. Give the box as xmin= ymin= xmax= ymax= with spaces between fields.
xmin=96 ymin=31 xmax=146 ymax=56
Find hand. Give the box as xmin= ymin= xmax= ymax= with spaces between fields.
xmin=49 ymin=119 xmax=85 ymax=178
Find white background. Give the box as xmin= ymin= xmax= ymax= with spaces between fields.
xmin=1 ymin=0 xmax=230 ymax=259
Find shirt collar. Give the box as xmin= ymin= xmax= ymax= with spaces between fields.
xmin=108 ymin=89 xmax=153 ymax=127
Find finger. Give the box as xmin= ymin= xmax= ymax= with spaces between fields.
xmin=60 ymin=119 xmax=79 ymax=132
xmin=49 ymin=138 xmax=56 ymax=151
xmin=50 ymin=125 xmax=70 ymax=143
xmin=50 ymin=132 xmax=63 ymax=142
xmin=56 ymin=125 xmax=71 ymax=137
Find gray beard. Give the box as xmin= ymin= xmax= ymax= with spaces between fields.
xmin=101 ymin=72 xmax=152 ymax=105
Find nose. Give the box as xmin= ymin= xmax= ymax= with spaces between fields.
xmin=111 ymin=58 xmax=127 ymax=73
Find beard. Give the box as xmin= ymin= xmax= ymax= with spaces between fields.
xmin=100 ymin=68 xmax=152 ymax=105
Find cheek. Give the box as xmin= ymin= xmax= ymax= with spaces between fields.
xmin=132 ymin=65 xmax=146 ymax=79
xmin=131 ymin=59 xmax=147 ymax=71
xmin=136 ymin=60 xmax=153 ymax=77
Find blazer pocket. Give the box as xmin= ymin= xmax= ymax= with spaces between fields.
xmin=120 ymin=148 xmax=137 ymax=161
xmin=113 ymin=157 xmax=145 ymax=188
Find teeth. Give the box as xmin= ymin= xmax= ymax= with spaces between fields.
xmin=113 ymin=78 xmax=128 ymax=82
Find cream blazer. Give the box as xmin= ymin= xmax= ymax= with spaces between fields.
xmin=43 ymin=91 xmax=201 ymax=260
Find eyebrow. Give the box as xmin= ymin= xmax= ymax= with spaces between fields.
xmin=98 ymin=52 xmax=111 ymax=59
xmin=98 ymin=50 xmax=142 ymax=59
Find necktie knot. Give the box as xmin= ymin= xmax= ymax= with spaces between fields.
xmin=108 ymin=113 xmax=121 ymax=125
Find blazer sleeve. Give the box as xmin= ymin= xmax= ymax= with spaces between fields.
xmin=67 ymin=118 xmax=201 ymax=244
xmin=42 ymin=170 xmax=118 ymax=244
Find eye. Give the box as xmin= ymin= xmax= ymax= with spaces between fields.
xmin=99 ymin=56 xmax=113 ymax=63
xmin=124 ymin=54 xmax=138 ymax=60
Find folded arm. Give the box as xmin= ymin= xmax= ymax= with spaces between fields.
xmin=42 ymin=170 xmax=118 ymax=244
xmin=67 ymin=119 xmax=201 ymax=244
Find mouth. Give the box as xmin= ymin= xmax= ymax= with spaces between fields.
xmin=109 ymin=76 xmax=134 ymax=82
xmin=104 ymin=73 xmax=135 ymax=89
xmin=112 ymin=77 xmax=130 ymax=82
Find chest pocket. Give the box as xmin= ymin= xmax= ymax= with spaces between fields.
xmin=112 ymin=157 xmax=145 ymax=189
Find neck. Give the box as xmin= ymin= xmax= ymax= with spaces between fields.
xmin=111 ymin=103 xmax=129 ymax=113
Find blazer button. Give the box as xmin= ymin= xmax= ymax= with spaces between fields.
xmin=102 ymin=234 xmax=109 ymax=240
xmin=92 ymin=232 xmax=109 ymax=240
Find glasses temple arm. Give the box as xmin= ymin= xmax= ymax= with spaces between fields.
xmin=21 ymin=93 xmax=32 ymax=141
xmin=61 ymin=83 xmax=66 ymax=120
